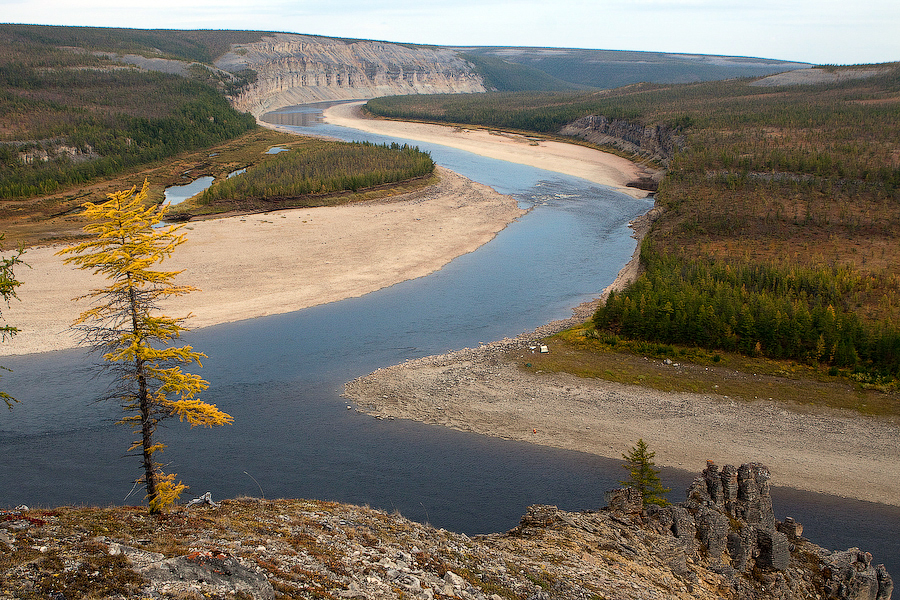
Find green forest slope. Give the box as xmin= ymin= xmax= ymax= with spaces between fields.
xmin=367 ymin=65 xmax=900 ymax=386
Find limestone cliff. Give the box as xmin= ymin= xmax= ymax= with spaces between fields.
xmin=215 ymin=33 xmax=486 ymax=117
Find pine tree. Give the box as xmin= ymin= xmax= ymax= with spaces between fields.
xmin=619 ymin=439 xmax=670 ymax=507
xmin=0 ymin=237 xmax=24 ymax=409
xmin=58 ymin=180 xmax=233 ymax=513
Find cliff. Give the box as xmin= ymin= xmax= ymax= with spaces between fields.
xmin=215 ymin=33 xmax=487 ymax=117
xmin=0 ymin=462 xmax=890 ymax=600
xmin=559 ymin=114 xmax=684 ymax=167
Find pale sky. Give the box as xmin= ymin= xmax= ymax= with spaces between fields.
xmin=2 ymin=0 xmax=898 ymax=65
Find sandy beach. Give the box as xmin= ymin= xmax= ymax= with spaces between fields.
xmin=1 ymin=166 xmax=524 ymax=356
xmin=323 ymin=102 xmax=656 ymax=199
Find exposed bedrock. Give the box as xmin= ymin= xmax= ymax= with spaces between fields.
xmin=215 ymin=33 xmax=486 ymax=117
xmin=604 ymin=462 xmax=893 ymax=600
xmin=559 ymin=114 xmax=684 ymax=166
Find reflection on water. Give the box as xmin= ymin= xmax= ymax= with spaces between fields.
xmin=262 ymin=100 xmax=360 ymax=127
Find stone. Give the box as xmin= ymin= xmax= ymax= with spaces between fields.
xmin=703 ymin=462 xmax=724 ymax=504
xmin=777 ymin=516 xmax=804 ymax=541
xmin=444 ymin=570 xmax=468 ymax=588
xmin=517 ymin=504 xmax=562 ymax=528
xmin=695 ymin=507 xmax=731 ymax=563
xmin=721 ymin=464 xmax=739 ymax=503
xmin=606 ymin=487 xmax=643 ymax=516
xmin=143 ymin=550 xmax=274 ymax=600
xmin=757 ymin=529 xmax=790 ymax=571
xmin=823 ymin=549 xmax=894 ymax=600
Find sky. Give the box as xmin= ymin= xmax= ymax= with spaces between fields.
xmin=2 ymin=0 xmax=898 ymax=66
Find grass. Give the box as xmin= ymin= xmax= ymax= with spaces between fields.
xmin=512 ymin=322 xmax=900 ymax=418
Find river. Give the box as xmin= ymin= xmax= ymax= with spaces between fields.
xmin=1 ymin=102 xmax=897 ymax=573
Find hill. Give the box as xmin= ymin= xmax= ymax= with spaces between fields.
xmin=454 ymin=46 xmax=810 ymax=90
xmin=0 ymin=462 xmax=891 ymax=600
xmin=0 ymin=24 xmax=819 ymax=247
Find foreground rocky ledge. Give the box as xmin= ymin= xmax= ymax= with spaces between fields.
xmin=0 ymin=463 xmax=890 ymax=600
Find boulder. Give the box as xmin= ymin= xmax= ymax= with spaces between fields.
xmin=142 ymin=550 xmax=274 ymax=600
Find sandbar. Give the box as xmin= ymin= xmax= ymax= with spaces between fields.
xmin=323 ymin=102 xmax=655 ymax=199
xmin=1 ymin=166 xmax=524 ymax=356
xmin=4 ymin=103 xmax=654 ymax=356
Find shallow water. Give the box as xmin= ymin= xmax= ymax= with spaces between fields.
xmin=2 ymin=104 xmax=897 ymax=573
xmin=163 ymin=175 xmax=215 ymax=206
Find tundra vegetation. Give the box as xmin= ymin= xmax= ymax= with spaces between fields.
xmin=368 ymin=65 xmax=900 ymax=391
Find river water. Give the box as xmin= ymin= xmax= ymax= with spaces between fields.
xmin=1 ymin=103 xmax=897 ymax=572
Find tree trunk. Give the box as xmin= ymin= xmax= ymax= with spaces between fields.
xmin=129 ymin=283 xmax=158 ymax=513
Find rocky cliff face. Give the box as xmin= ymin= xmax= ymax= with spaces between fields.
xmin=215 ymin=33 xmax=486 ymax=117
xmin=631 ymin=462 xmax=894 ymax=600
xmin=559 ymin=114 xmax=684 ymax=166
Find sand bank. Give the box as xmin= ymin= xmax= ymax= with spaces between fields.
xmin=345 ymin=341 xmax=900 ymax=507
xmin=1 ymin=166 xmax=524 ymax=356
xmin=343 ymin=208 xmax=900 ymax=508
xmin=323 ymin=102 xmax=656 ymax=199
xmin=4 ymin=103 xmax=653 ymax=356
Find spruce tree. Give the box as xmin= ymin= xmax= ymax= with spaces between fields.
xmin=620 ymin=439 xmax=670 ymax=507
xmin=58 ymin=180 xmax=233 ymax=513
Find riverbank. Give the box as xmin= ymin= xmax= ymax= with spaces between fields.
xmin=3 ymin=103 xmax=657 ymax=356
xmin=1 ymin=166 xmax=524 ymax=356
xmin=343 ymin=210 xmax=900 ymax=507
xmin=323 ymin=101 xmax=659 ymax=199
xmin=332 ymin=105 xmax=900 ymax=507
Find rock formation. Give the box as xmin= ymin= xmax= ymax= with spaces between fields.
xmin=616 ymin=462 xmax=894 ymax=600
xmin=559 ymin=114 xmax=684 ymax=166
xmin=215 ymin=33 xmax=486 ymax=117
xmin=0 ymin=462 xmax=890 ymax=599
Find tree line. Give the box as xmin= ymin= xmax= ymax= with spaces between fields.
xmin=593 ymin=242 xmax=900 ymax=379
xmin=199 ymin=141 xmax=434 ymax=205
xmin=0 ymin=71 xmax=256 ymax=198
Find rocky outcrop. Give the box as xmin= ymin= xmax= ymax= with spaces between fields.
xmin=559 ymin=114 xmax=684 ymax=166
xmin=0 ymin=463 xmax=890 ymax=600
xmin=623 ymin=462 xmax=895 ymax=600
xmin=215 ymin=33 xmax=486 ymax=117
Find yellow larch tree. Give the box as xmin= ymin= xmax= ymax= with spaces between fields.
xmin=57 ymin=180 xmax=232 ymax=513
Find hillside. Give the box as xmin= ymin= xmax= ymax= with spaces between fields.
xmin=0 ymin=25 xmax=259 ymax=214
xmin=0 ymin=24 xmax=820 ymax=247
xmin=0 ymin=462 xmax=891 ymax=600
xmin=454 ymin=47 xmax=810 ymax=90
xmin=365 ymin=65 xmax=900 ymax=384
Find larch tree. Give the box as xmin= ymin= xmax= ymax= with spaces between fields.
xmin=0 ymin=237 xmax=25 ymax=409
xmin=619 ymin=438 xmax=670 ymax=507
xmin=58 ymin=180 xmax=232 ymax=513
